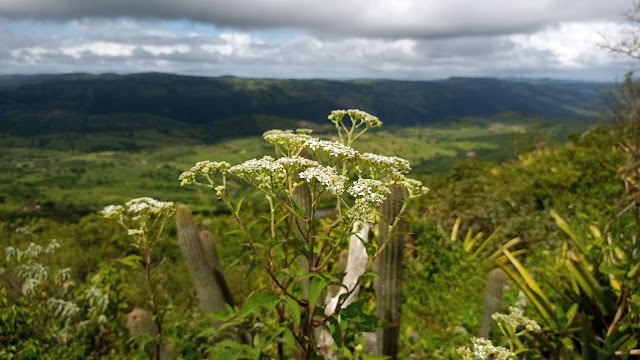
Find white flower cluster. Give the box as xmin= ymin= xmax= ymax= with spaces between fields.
xmin=347 ymin=109 xmax=383 ymax=128
xmin=275 ymin=155 xmax=319 ymax=173
xmin=263 ymin=130 xmax=312 ymax=154
xmin=327 ymin=109 xmax=383 ymax=129
xmin=299 ymin=166 xmax=348 ymax=196
xmin=347 ymin=179 xmax=391 ymax=223
xmin=126 ymin=197 xmax=175 ymax=216
xmin=457 ymin=337 xmax=513 ymax=360
xmin=492 ymin=306 xmax=541 ymax=332
xmin=179 ymin=160 xmax=231 ymax=186
xmin=229 ymin=156 xmax=287 ymax=188
xmin=305 ymin=138 xmax=359 ymax=160
xmin=360 ymin=152 xmax=411 ymax=174
xmin=327 ymin=110 xmax=347 ymax=126
xmin=101 ymin=204 xmax=125 ymax=220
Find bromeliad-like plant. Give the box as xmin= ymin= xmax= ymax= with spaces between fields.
xmin=179 ymin=109 xmax=429 ymax=359
xmin=500 ymin=211 xmax=640 ymax=358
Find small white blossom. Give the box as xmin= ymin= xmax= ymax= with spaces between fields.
xmin=275 ymin=156 xmax=319 ymax=173
xmin=492 ymin=306 xmax=541 ymax=332
xmin=347 ymin=109 xmax=383 ymax=128
xmin=457 ymin=337 xmax=513 ymax=360
xmin=305 ymin=138 xmax=358 ymax=159
xmin=263 ymin=130 xmax=311 ymax=154
xmin=230 ymin=156 xmax=286 ymax=189
xmin=298 ymin=166 xmax=348 ymax=196
xmin=101 ymin=204 xmax=124 ymax=220
xmin=179 ymin=160 xmax=231 ymax=186
xmin=360 ymin=152 xmax=411 ymax=174
xmin=347 ymin=179 xmax=391 ymax=223
xmin=126 ymin=197 xmax=174 ymax=215
xmin=327 ymin=110 xmax=348 ymax=126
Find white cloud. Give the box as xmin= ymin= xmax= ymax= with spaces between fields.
xmin=141 ymin=44 xmax=190 ymax=55
xmin=0 ymin=2 xmax=637 ymax=80
xmin=60 ymin=41 xmax=136 ymax=58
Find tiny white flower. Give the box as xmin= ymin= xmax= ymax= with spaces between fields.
xmin=298 ymin=166 xmax=348 ymax=196
xmin=305 ymin=138 xmax=358 ymax=159
xmin=179 ymin=161 xmax=231 ymax=186
xmin=125 ymin=197 xmax=174 ymax=215
xmin=101 ymin=204 xmax=124 ymax=219
xmin=457 ymin=337 xmax=513 ymax=360
xmin=229 ymin=156 xmax=286 ymax=189
xmin=347 ymin=109 xmax=382 ymax=128
xmin=346 ymin=179 xmax=391 ymax=223
xmin=492 ymin=306 xmax=541 ymax=332
xmin=360 ymin=152 xmax=411 ymax=174
xmin=263 ymin=130 xmax=311 ymax=154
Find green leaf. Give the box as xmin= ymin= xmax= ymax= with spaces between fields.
xmin=120 ymin=255 xmax=142 ymax=269
xmin=236 ymin=293 xmax=279 ymax=319
xmin=234 ymin=197 xmax=245 ymax=217
xmin=309 ymin=276 xmax=328 ymax=311
xmin=330 ymin=317 xmax=343 ymax=348
xmin=627 ymin=262 xmax=640 ymax=279
xmin=363 ymin=355 xmax=390 ymax=360
xmin=285 ymin=296 xmax=301 ymax=327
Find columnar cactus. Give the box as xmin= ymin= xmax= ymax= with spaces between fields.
xmin=199 ymin=229 xmax=234 ymax=306
xmin=374 ymin=185 xmax=406 ymax=359
xmin=175 ymin=205 xmax=230 ymax=322
xmin=479 ymin=268 xmax=506 ymax=339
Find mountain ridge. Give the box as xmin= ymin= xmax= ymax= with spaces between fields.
xmin=0 ymin=72 xmax=609 ymax=139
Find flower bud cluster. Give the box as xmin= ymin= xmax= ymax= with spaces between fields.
xmin=492 ymin=306 xmax=541 ymax=332
xmin=179 ymin=160 xmax=231 ymax=186
xmin=457 ymin=337 xmax=513 ymax=360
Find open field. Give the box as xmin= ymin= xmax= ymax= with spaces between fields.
xmin=0 ymin=114 xmax=592 ymax=217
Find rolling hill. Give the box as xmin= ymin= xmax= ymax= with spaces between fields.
xmin=0 ymin=73 xmax=608 ymax=150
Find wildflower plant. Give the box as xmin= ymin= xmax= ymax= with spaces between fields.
xmin=101 ymin=197 xmax=175 ymax=357
xmin=180 ymin=109 xmax=428 ymax=358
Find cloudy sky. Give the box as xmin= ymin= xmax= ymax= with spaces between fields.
xmin=0 ymin=0 xmax=638 ymax=80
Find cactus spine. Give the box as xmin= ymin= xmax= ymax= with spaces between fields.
xmin=479 ymin=268 xmax=506 ymax=339
xmin=176 ymin=205 xmax=230 ymax=323
xmin=374 ymin=185 xmax=405 ymax=359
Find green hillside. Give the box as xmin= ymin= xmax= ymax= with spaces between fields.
xmin=0 ymin=73 xmax=606 ymax=144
